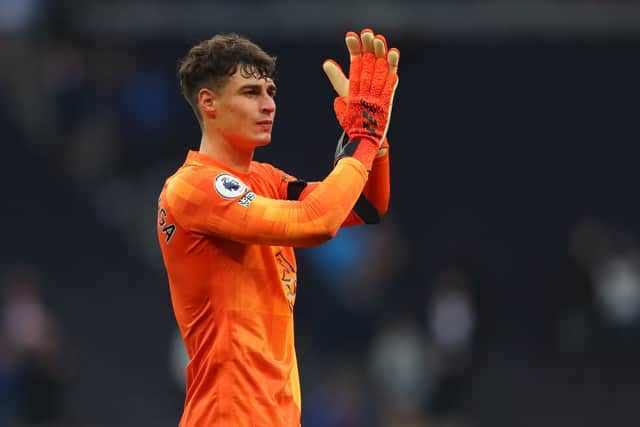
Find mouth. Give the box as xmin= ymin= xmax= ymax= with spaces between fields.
xmin=256 ymin=120 xmax=273 ymax=132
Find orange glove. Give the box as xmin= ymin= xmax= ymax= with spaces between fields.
xmin=323 ymin=29 xmax=400 ymax=162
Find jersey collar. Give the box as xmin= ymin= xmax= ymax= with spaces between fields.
xmin=185 ymin=150 xmax=252 ymax=179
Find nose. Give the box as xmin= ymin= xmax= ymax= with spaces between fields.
xmin=261 ymin=94 xmax=276 ymax=115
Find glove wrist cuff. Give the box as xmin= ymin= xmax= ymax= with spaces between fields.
xmin=334 ymin=136 xmax=378 ymax=171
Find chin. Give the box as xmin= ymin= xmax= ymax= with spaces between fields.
xmin=252 ymin=135 xmax=272 ymax=147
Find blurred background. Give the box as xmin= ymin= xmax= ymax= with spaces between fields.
xmin=2 ymin=0 xmax=640 ymax=426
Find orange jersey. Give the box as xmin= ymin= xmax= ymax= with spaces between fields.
xmin=157 ymin=150 xmax=387 ymax=427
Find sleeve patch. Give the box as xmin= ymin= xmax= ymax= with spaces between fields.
xmin=214 ymin=173 xmax=248 ymax=199
xmin=238 ymin=191 xmax=256 ymax=208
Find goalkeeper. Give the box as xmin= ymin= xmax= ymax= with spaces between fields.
xmin=156 ymin=29 xmax=400 ymax=427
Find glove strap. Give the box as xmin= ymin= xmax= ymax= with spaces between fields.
xmin=334 ymin=131 xmax=377 ymax=170
xmin=334 ymin=131 xmax=349 ymax=161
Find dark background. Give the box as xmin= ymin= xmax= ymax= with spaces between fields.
xmin=2 ymin=1 xmax=640 ymax=426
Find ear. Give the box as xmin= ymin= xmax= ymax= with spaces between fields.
xmin=198 ymin=88 xmax=217 ymax=118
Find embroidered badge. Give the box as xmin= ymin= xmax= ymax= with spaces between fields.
xmin=214 ymin=174 xmax=247 ymax=199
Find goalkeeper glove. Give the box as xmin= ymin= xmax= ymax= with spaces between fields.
xmin=323 ymin=29 xmax=400 ymax=165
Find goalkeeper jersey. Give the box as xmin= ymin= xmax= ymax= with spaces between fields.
xmin=157 ymin=150 xmax=387 ymax=427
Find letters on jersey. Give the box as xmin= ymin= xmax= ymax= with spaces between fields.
xmin=157 ymin=196 xmax=176 ymax=244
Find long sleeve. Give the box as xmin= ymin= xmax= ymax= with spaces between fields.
xmin=295 ymin=148 xmax=390 ymax=226
xmin=163 ymin=157 xmax=369 ymax=247
xmin=362 ymin=151 xmax=390 ymax=216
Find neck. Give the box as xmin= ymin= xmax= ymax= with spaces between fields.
xmin=199 ymin=131 xmax=254 ymax=174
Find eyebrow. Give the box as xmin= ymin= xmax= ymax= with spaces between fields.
xmin=239 ymin=83 xmax=277 ymax=92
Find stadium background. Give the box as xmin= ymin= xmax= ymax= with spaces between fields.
xmin=2 ymin=1 xmax=640 ymax=426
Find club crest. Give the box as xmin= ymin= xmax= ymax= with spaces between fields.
xmin=214 ymin=174 xmax=247 ymax=199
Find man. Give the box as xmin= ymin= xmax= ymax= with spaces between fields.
xmin=157 ymin=29 xmax=399 ymax=426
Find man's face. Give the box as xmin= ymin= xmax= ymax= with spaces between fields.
xmin=211 ymin=70 xmax=276 ymax=148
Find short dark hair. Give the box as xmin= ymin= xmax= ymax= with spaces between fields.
xmin=177 ymin=33 xmax=277 ymax=123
